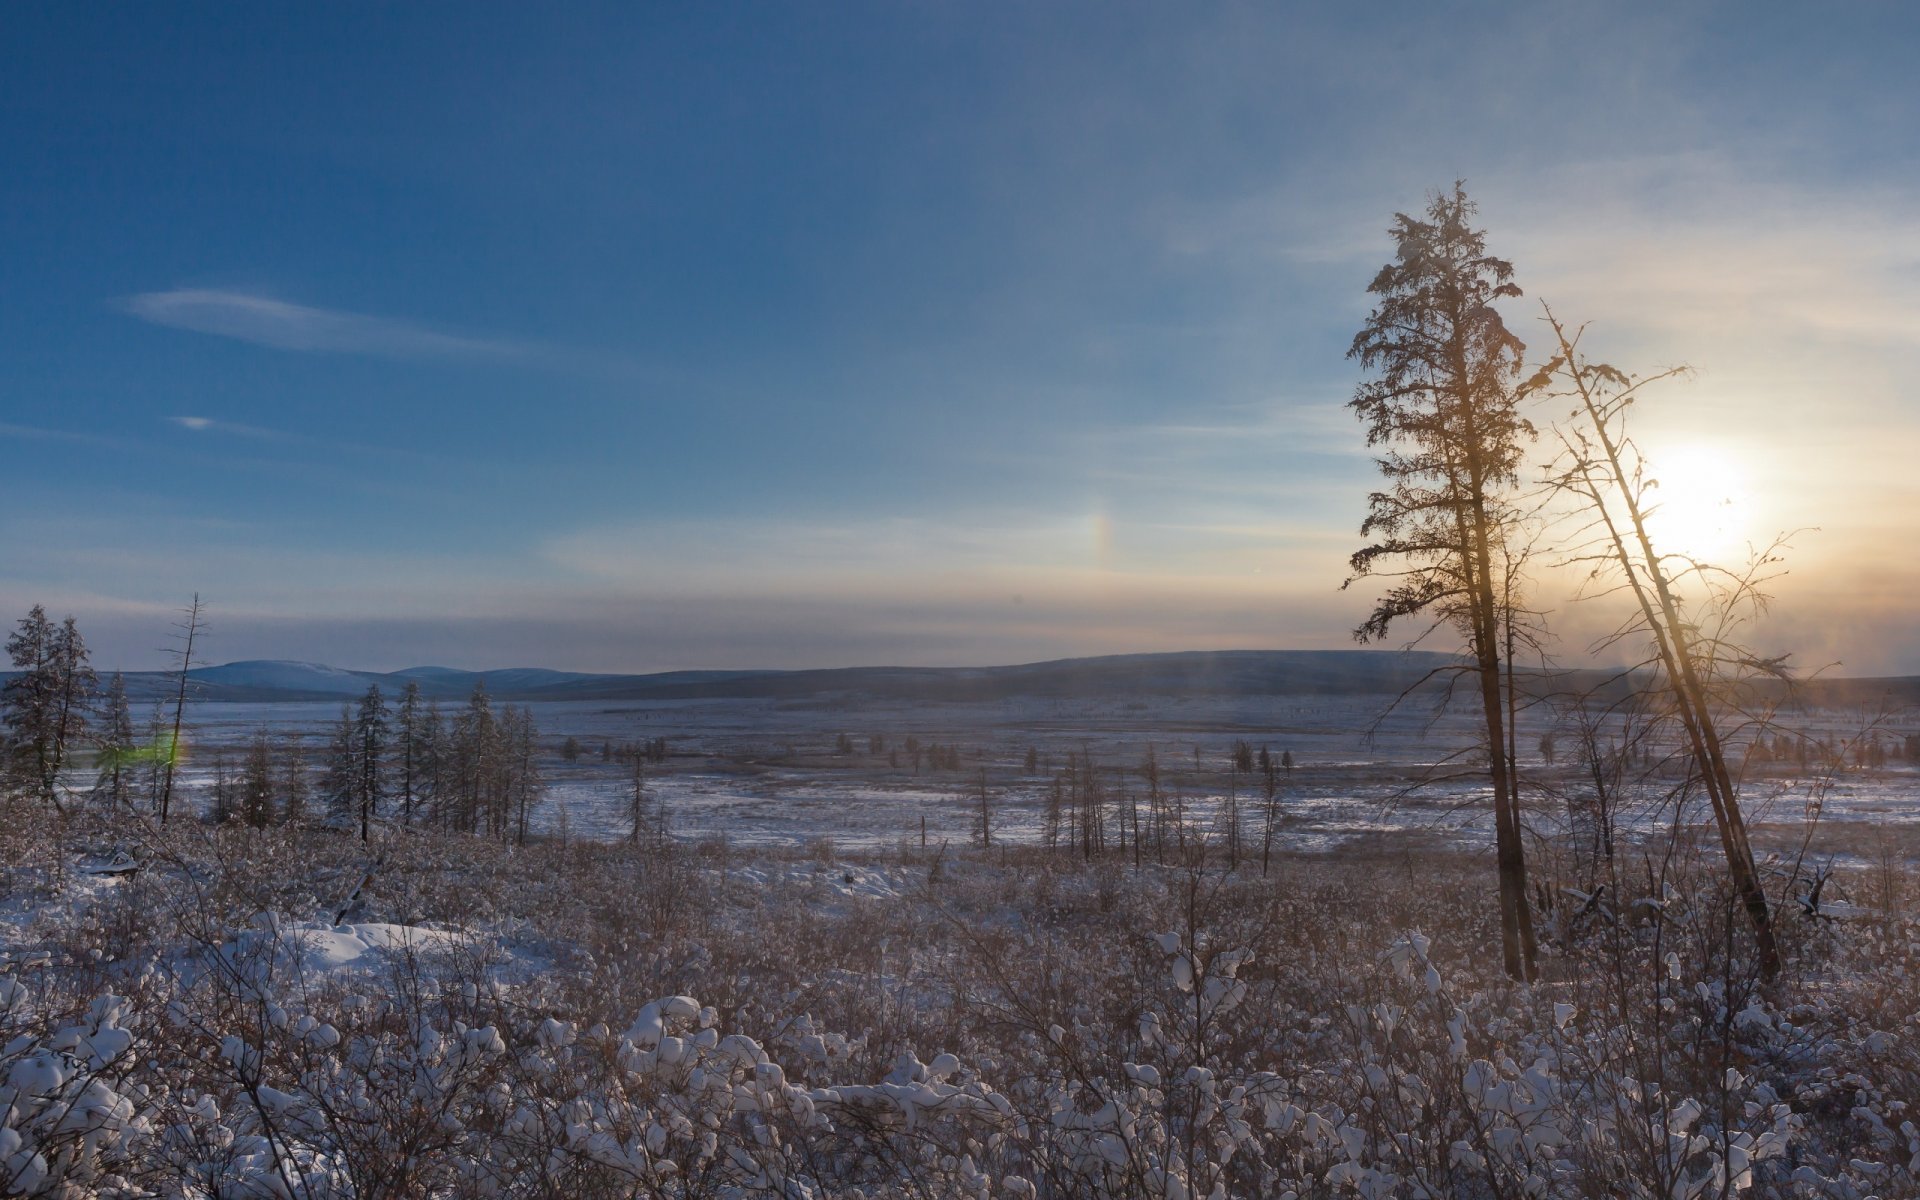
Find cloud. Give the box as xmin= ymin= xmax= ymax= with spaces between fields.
xmin=540 ymin=507 xmax=1350 ymax=600
xmin=122 ymin=288 xmax=535 ymax=363
xmin=170 ymin=414 xmax=284 ymax=439
xmin=0 ymin=421 xmax=123 ymax=447
xmin=1484 ymin=153 xmax=1920 ymax=352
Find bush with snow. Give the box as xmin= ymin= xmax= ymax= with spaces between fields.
xmin=2 ymin=810 xmax=1918 ymax=1196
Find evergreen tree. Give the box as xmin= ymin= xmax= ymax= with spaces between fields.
xmin=3 ymin=606 xmax=96 ymax=807
xmin=281 ymin=732 xmax=309 ymax=825
xmin=1346 ymin=184 xmax=1538 ymax=979
xmin=417 ymin=698 xmax=444 ymax=822
xmin=628 ymin=756 xmax=649 ymax=847
xmin=92 ymin=672 xmax=137 ymax=810
xmin=1141 ymin=746 xmax=1164 ymax=862
xmin=208 ymin=751 xmax=235 ymax=824
xmin=973 ymin=768 xmax=992 ymax=848
xmin=449 ymin=682 xmax=496 ymax=835
xmin=1231 ymin=739 xmax=1254 ymax=773
xmin=1260 ymin=750 xmax=1281 ymax=876
xmin=353 ymin=684 xmax=390 ymax=843
xmin=3 ymin=604 xmax=61 ymax=802
xmin=322 ymin=705 xmax=356 ymax=824
xmin=142 ymin=703 xmax=168 ymax=813
xmin=1223 ymin=767 xmax=1241 ymax=870
xmin=507 ymin=706 xmax=543 ymax=844
xmin=240 ymin=732 xmax=275 ymax=828
xmin=1043 ymin=774 xmax=1063 ymax=851
xmin=650 ymin=763 xmax=669 ymax=850
xmin=394 ymin=681 xmax=427 ymax=825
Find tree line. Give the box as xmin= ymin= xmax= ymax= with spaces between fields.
xmin=0 ymin=613 xmax=551 ymax=844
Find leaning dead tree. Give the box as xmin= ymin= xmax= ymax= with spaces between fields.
xmin=158 ymin=593 xmax=205 ymax=826
xmin=1346 ymin=184 xmax=1540 ymax=980
xmin=1531 ymin=307 xmax=1780 ymax=981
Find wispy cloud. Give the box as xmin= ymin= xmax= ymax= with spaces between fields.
xmin=0 ymin=421 xmax=121 ymax=446
xmin=542 ymin=508 xmax=1344 ymax=597
xmin=170 ymin=414 xmax=285 ymax=439
xmin=122 ymin=288 xmax=537 ymax=364
xmin=164 ymin=414 xmax=444 ymax=476
xmin=1485 ymin=152 xmax=1920 ymax=351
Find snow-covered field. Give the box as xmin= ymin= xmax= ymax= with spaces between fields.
xmin=161 ymin=692 xmax=1920 ymax=857
xmin=6 ymin=692 xmax=1920 ymax=1194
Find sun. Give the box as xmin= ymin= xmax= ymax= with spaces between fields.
xmin=1644 ymin=443 xmax=1751 ymax=563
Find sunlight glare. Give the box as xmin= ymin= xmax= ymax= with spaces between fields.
xmin=1644 ymin=443 xmax=1751 ymax=562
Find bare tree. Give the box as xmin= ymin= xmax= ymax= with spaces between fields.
xmin=1260 ymin=750 xmax=1280 ymax=876
xmin=1533 ymin=308 xmax=1780 ymax=979
xmin=1346 ymin=184 xmax=1539 ymax=979
xmin=158 ymin=594 xmax=205 ymax=825
xmin=973 ymin=768 xmax=993 ymax=849
xmin=628 ymin=756 xmax=648 ymax=847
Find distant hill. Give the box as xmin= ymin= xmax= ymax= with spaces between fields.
xmin=81 ymin=650 xmax=1459 ymax=704
xmin=512 ymin=650 xmax=1468 ymax=704
xmin=50 ymin=651 xmax=1920 ymax=708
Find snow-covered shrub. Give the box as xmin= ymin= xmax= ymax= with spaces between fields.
xmin=0 ymin=981 xmax=152 ymax=1197
xmin=2 ymin=804 xmax=1918 ymax=1196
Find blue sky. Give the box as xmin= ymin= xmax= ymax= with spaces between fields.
xmin=5 ymin=3 xmax=1919 ymax=672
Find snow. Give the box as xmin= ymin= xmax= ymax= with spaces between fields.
xmin=142 ymin=691 xmax=1920 ymax=855
xmin=3 ymin=797 xmax=1918 ymax=1196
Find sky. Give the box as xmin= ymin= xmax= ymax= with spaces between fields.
xmin=4 ymin=3 xmax=1919 ymax=674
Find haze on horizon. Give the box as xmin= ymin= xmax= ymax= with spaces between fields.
xmin=5 ymin=4 xmax=1918 ymax=676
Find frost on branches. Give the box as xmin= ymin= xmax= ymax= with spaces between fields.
xmin=2 ymin=819 xmax=1917 ymax=1198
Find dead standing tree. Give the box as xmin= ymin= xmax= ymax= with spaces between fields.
xmin=158 ymin=594 xmax=205 ymax=825
xmin=1532 ymin=308 xmax=1781 ymax=980
xmin=1346 ymin=184 xmax=1540 ymax=979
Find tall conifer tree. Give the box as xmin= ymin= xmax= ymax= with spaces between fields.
xmin=1346 ymin=184 xmax=1538 ymax=979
